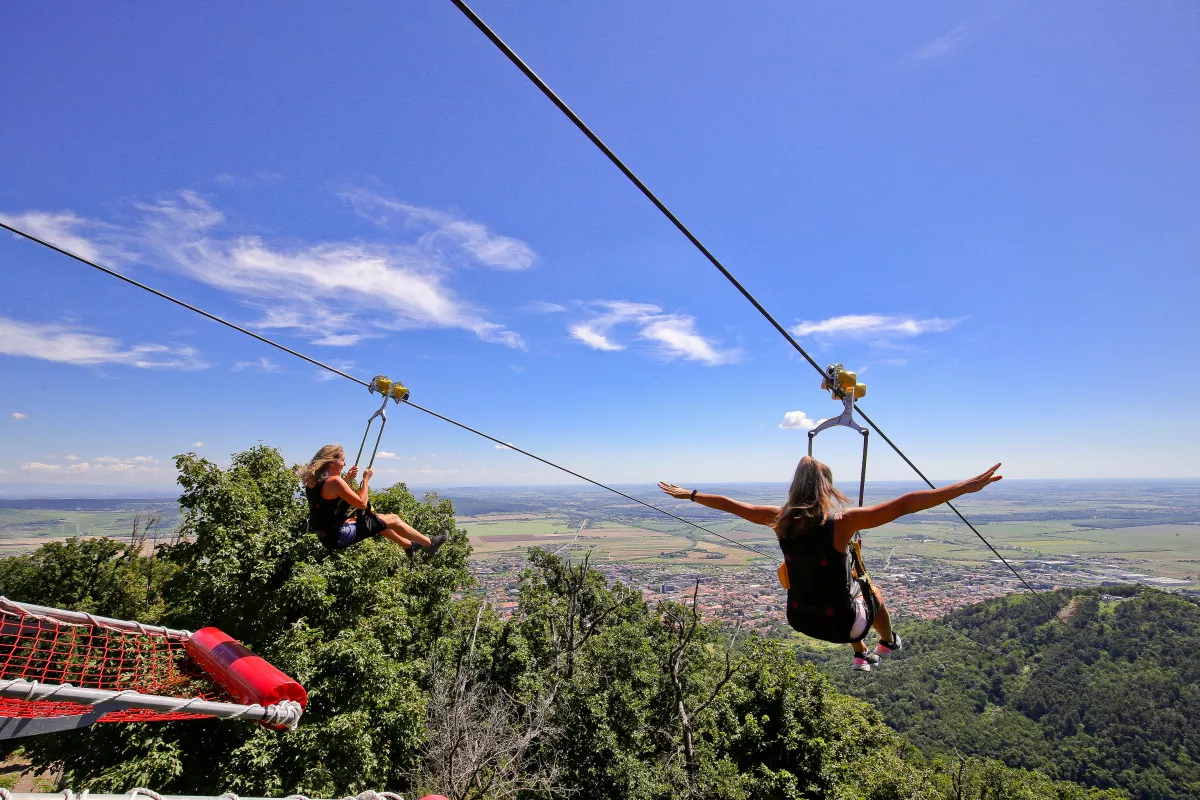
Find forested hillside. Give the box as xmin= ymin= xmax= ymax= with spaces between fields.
xmin=799 ymin=586 xmax=1200 ymax=800
xmin=0 ymin=445 xmax=1125 ymax=800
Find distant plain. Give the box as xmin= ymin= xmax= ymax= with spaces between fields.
xmin=2 ymin=480 xmax=1197 ymax=589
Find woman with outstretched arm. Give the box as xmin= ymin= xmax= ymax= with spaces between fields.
xmin=660 ymin=458 xmax=1001 ymax=671
xmin=299 ymin=444 xmax=448 ymax=555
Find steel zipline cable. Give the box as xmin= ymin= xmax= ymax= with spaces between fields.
xmin=447 ymin=0 xmax=1064 ymax=619
xmin=0 ymin=219 xmax=771 ymax=559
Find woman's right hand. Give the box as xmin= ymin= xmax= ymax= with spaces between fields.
xmin=962 ymin=463 xmax=1002 ymax=493
xmin=658 ymin=482 xmax=691 ymax=500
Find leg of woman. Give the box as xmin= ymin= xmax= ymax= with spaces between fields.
xmin=870 ymin=584 xmax=894 ymax=642
xmin=378 ymin=527 xmax=414 ymax=549
xmin=377 ymin=513 xmax=432 ymax=548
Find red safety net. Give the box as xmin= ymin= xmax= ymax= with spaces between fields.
xmin=0 ymin=604 xmax=235 ymax=723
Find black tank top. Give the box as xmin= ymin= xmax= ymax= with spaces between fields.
xmin=779 ymin=517 xmax=857 ymax=642
xmin=305 ymin=477 xmax=349 ymax=534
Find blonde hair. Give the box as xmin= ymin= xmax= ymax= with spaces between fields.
xmin=774 ymin=456 xmax=850 ymax=539
xmin=297 ymin=444 xmax=344 ymax=486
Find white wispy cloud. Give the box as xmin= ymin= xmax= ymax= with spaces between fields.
xmin=3 ymin=190 xmax=531 ymax=352
xmin=0 ymin=316 xmax=208 ymax=371
xmin=214 ymin=171 xmax=282 ymax=188
xmin=135 ymin=191 xmax=526 ymax=349
xmin=341 ymin=189 xmax=536 ymax=271
xmin=522 ymin=301 xmax=567 ymax=314
xmin=20 ymin=455 xmax=162 ymax=475
xmin=314 ymin=359 xmax=356 ymax=382
xmin=779 ymin=411 xmax=825 ymax=430
xmin=0 ymin=211 xmax=122 ymax=263
xmin=791 ymin=314 xmax=961 ymax=342
xmin=232 ymin=356 xmax=282 ymax=373
xmin=569 ymin=323 xmax=624 ymax=352
xmin=11 ymin=412 xmax=26 ymax=420
xmin=192 ymin=441 xmax=204 ymax=448
xmin=494 ymin=442 xmax=514 ymax=450
xmin=900 ymin=11 xmax=1008 ymax=66
xmin=375 ymin=451 xmax=398 ymax=459
xmin=569 ymin=301 xmax=736 ymax=365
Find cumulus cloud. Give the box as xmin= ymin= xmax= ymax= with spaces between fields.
xmin=134 ymin=191 xmax=527 ymax=350
xmin=192 ymin=441 xmax=204 ymax=448
xmin=375 ymin=451 xmax=398 ymax=459
xmin=11 ymin=412 xmax=26 ymax=420
xmin=494 ymin=442 xmax=514 ymax=450
xmin=0 ymin=316 xmax=208 ymax=371
xmin=791 ymin=314 xmax=961 ymax=343
xmin=341 ymin=189 xmax=535 ymax=271
xmin=779 ymin=411 xmax=825 ymax=430
xmin=132 ymin=455 xmax=156 ymax=462
xmin=569 ymin=301 xmax=736 ymax=365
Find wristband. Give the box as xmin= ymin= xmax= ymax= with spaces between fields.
xmin=689 ymin=489 xmax=697 ymax=501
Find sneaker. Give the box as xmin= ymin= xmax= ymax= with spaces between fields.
xmin=852 ymin=650 xmax=879 ymax=672
xmin=424 ymin=531 xmax=449 ymax=555
xmin=873 ymin=633 xmax=903 ymax=658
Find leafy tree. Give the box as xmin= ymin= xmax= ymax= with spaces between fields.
xmin=800 ymin=587 xmax=1199 ymax=800
xmin=15 ymin=445 xmax=471 ymax=797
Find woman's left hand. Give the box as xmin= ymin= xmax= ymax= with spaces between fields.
xmin=658 ymin=482 xmax=692 ymax=500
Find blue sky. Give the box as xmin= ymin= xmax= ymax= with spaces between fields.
xmin=1 ymin=1 xmax=1197 ymax=493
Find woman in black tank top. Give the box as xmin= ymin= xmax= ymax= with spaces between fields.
xmin=298 ymin=444 xmax=448 ymax=555
xmin=660 ymin=458 xmax=1001 ymax=671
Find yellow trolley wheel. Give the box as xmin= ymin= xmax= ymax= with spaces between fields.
xmin=390 ymin=382 xmax=410 ymax=403
xmin=369 ymin=375 xmax=393 ymax=396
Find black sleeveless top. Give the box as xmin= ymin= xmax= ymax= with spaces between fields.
xmin=779 ymin=517 xmax=859 ymax=642
xmin=305 ymin=477 xmax=349 ymax=534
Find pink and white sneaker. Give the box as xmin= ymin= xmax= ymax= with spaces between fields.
xmin=873 ymin=633 xmax=903 ymax=658
xmin=852 ymin=650 xmax=880 ymax=672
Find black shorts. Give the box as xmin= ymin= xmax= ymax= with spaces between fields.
xmin=320 ymin=511 xmax=387 ymax=550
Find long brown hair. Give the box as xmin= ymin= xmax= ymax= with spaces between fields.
xmin=296 ymin=444 xmax=343 ymax=486
xmin=774 ymin=456 xmax=849 ymax=539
